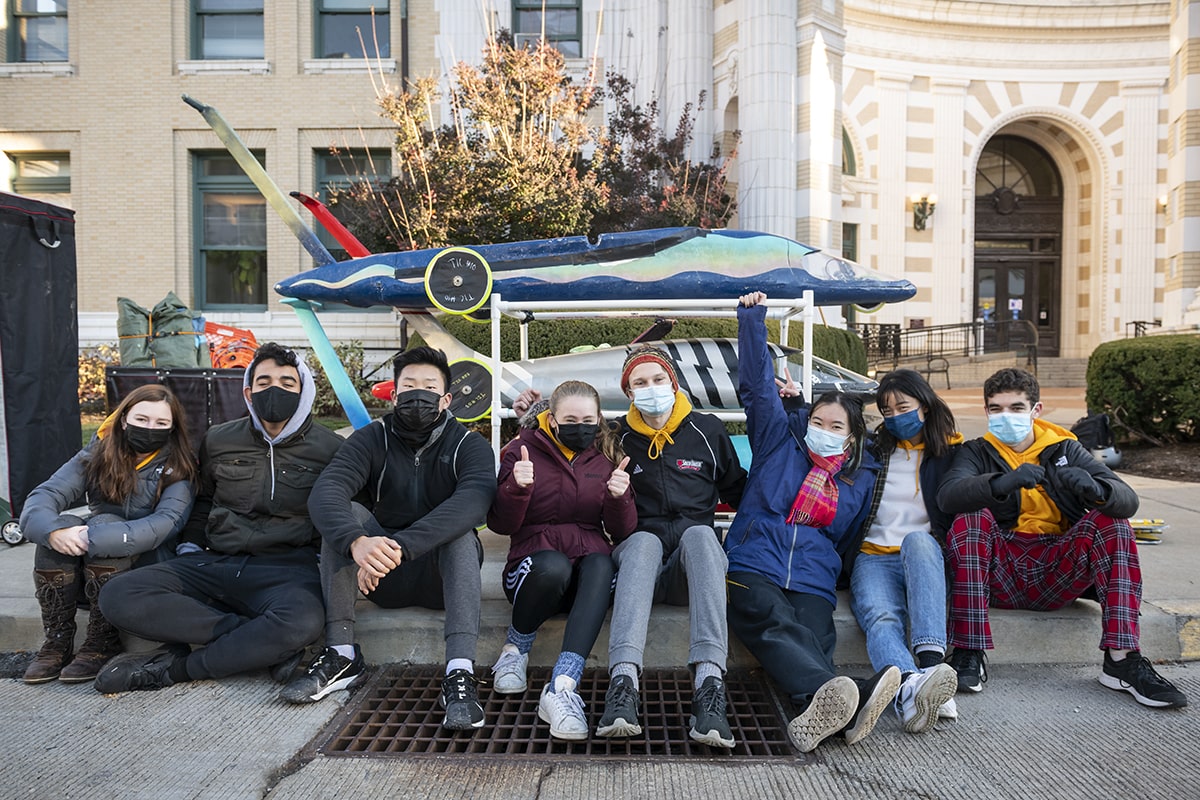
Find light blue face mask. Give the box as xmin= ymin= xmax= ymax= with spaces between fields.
xmin=988 ymin=411 xmax=1033 ymax=445
xmin=632 ymin=384 xmax=676 ymax=417
xmin=805 ymin=425 xmax=849 ymax=458
xmin=883 ymin=407 xmax=925 ymax=441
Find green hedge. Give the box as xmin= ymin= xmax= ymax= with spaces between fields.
xmin=1085 ymin=334 xmax=1200 ymax=443
xmin=427 ymin=315 xmax=867 ymax=373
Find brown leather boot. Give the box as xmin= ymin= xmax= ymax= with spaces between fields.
xmin=24 ymin=568 xmax=79 ymax=684
xmin=59 ymin=563 xmax=127 ymax=683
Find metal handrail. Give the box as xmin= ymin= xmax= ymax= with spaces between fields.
xmin=852 ymin=319 xmax=1039 ymax=374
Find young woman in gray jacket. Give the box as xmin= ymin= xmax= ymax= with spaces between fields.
xmin=19 ymin=384 xmax=197 ymax=684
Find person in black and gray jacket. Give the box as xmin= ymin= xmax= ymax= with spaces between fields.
xmin=96 ymin=343 xmax=342 ymax=693
xmin=20 ymin=384 xmax=197 ymax=684
xmin=282 ymin=347 xmax=496 ymax=731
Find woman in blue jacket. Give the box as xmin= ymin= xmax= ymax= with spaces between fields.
xmin=19 ymin=384 xmax=197 ymax=684
xmin=726 ymin=291 xmax=895 ymax=754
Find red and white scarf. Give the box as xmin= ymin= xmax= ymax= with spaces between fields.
xmin=786 ymin=451 xmax=847 ymax=527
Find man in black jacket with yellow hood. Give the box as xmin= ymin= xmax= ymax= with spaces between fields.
xmin=938 ymin=368 xmax=1185 ymax=710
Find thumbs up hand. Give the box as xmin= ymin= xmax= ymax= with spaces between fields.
xmin=607 ymin=455 xmax=632 ymax=497
xmin=513 ymin=444 xmax=535 ymax=487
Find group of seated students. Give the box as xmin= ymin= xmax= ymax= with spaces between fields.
xmin=19 ymin=291 xmax=1186 ymax=754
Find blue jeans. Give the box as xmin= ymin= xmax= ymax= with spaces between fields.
xmin=849 ymin=531 xmax=947 ymax=674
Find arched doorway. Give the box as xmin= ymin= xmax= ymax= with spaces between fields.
xmin=974 ymin=135 xmax=1063 ymax=357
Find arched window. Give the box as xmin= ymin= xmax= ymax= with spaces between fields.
xmin=976 ymin=135 xmax=1060 ymax=213
xmin=842 ymin=128 xmax=856 ymax=177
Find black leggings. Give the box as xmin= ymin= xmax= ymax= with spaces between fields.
xmin=505 ymin=550 xmax=614 ymax=656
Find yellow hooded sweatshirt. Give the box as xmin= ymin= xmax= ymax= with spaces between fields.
xmin=984 ymin=418 xmax=1076 ymax=535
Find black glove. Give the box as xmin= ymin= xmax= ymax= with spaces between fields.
xmin=991 ymin=463 xmax=1045 ymax=496
xmin=1056 ymin=466 xmax=1104 ymax=504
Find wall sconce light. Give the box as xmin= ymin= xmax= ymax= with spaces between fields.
xmin=1159 ymin=195 xmax=1169 ymax=213
xmin=911 ymin=193 xmax=937 ymax=231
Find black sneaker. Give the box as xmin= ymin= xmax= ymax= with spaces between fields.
xmin=94 ymin=644 xmax=189 ymax=694
xmin=1099 ymin=651 xmax=1188 ymax=709
xmin=596 ymin=674 xmax=642 ymax=737
xmin=440 ymin=668 xmax=485 ymax=729
xmin=689 ymin=676 xmax=735 ymax=748
xmin=843 ymin=666 xmax=901 ymax=745
xmin=946 ymin=648 xmax=988 ymax=693
xmin=279 ymin=645 xmax=367 ymax=704
xmin=269 ymin=649 xmax=308 ymax=684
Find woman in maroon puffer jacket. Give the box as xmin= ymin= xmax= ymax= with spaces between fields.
xmin=487 ymin=380 xmax=636 ymax=741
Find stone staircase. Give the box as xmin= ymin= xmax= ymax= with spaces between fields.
xmin=1035 ymin=357 xmax=1089 ymax=388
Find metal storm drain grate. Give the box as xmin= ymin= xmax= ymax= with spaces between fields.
xmin=311 ymin=665 xmax=796 ymax=760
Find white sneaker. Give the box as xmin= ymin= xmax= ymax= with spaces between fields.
xmin=895 ymin=663 xmax=958 ymax=733
xmin=786 ymin=676 xmax=859 ymax=753
xmin=538 ymin=678 xmax=588 ymax=741
xmin=938 ymin=696 xmax=958 ymax=720
xmin=491 ymin=646 xmax=528 ymax=694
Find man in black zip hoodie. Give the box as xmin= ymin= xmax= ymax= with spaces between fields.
xmin=96 ymin=343 xmax=343 ymax=692
xmin=282 ymin=347 xmax=496 ymax=730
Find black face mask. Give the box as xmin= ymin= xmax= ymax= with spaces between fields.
xmin=252 ymin=385 xmax=302 ymax=424
xmin=554 ymin=422 xmax=599 ymax=453
xmin=125 ymin=423 xmax=171 ymax=454
xmin=394 ymin=389 xmax=445 ymax=433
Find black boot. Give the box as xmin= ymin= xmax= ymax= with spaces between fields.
xmin=60 ymin=563 xmax=127 ymax=683
xmin=24 ymin=568 xmax=80 ymax=684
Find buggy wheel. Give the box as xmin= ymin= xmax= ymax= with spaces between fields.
xmin=2 ymin=519 xmax=25 ymax=546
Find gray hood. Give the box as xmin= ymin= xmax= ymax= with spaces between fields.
xmin=242 ymin=353 xmax=318 ymax=444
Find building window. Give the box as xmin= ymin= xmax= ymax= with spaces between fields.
xmin=194 ymin=0 xmax=264 ymax=60
xmin=10 ymin=152 xmax=70 ymax=195
xmin=195 ymin=152 xmax=267 ymax=308
xmin=10 ymin=0 xmax=68 ymax=62
xmin=842 ymin=128 xmax=856 ymax=177
xmin=513 ymin=0 xmax=581 ymax=58
xmin=316 ymin=1 xmax=388 ymax=59
xmin=842 ymin=222 xmax=858 ymax=263
xmin=315 ymin=147 xmax=391 ymax=261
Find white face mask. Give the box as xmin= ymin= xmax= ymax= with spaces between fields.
xmin=805 ymin=425 xmax=849 ymax=458
xmin=632 ymin=384 xmax=676 ymax=417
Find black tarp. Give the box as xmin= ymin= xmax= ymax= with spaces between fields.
xmin=105 ymin=367 xmax=248 ymax=449
xmin=0 ymin=192 xmax=81 ymax=520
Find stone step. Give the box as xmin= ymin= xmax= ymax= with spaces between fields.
xmin=0 ymin=530 xmax=1182 ymax=671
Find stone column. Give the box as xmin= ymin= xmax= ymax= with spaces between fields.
xmin=1167 ymin=0 xmax=1200 ymax=325
xmin=795 ymin=3 xmax=845 ymax=250
xmin=931 ymin=79 xmax=969 ymax=324
xmin=875 ymin=73 xmax=912 ymax=282
xmin=739 ymin=0 xmax=796 ymax=236
xmin=1119 ymin=81 xmax=1164 ymax=327
xmin=664 ymin=0 xmax=713 ymax=163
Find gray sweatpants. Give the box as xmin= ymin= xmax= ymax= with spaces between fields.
xmin=608 ymin=526 xmax=729 ymax=671
xmin=321 ymin=503 xmax=483 ymax=662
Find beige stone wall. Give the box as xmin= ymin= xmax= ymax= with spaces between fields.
xmin=0 ymin=1 xmax=408 ymax=347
